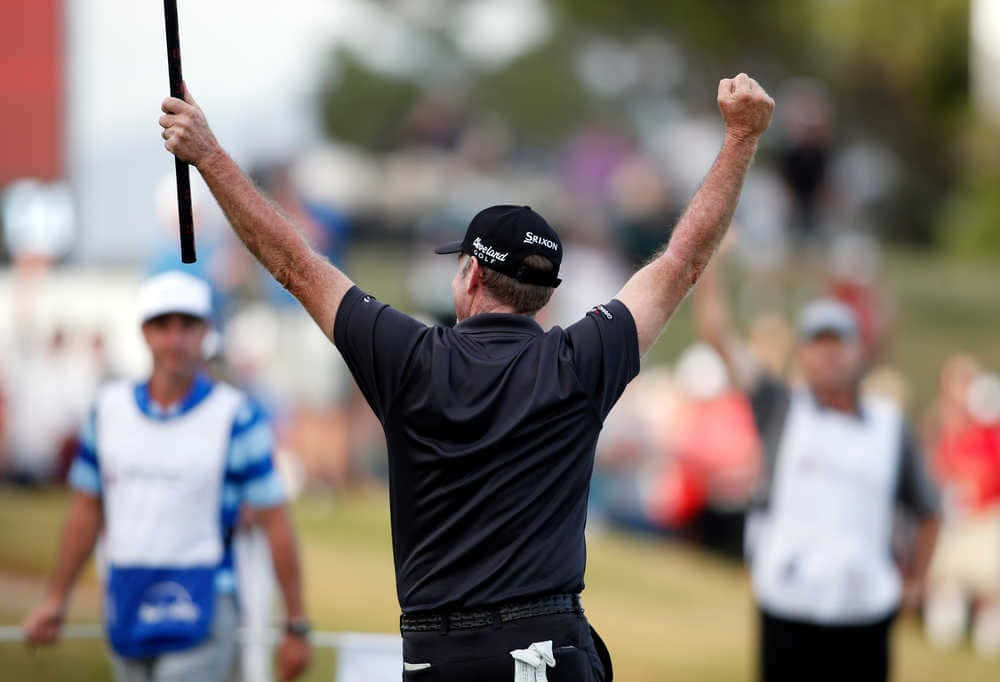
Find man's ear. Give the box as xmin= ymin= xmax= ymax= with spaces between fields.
xmin=465 ymin=256 xmax=483 ymax=294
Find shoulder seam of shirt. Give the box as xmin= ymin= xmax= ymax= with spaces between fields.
xmin=609 ymin=298 xmax=641 ymax=378
xmin=379 ymin=307 xmax=429 ymax=421
xmin=565 ymin=314 xmax=609 ymax=425
xmin=333 ymin=285 xmax=367 ymax=351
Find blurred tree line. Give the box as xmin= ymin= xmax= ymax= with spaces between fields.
xmin=319 ymin=0 xmax=997 ymax=257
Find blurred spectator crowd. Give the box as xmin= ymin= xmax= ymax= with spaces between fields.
xmin=1 ymin=76 xmax=998 ymax=656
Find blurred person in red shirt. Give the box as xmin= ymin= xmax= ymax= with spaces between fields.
xmin=926 ymin=356 xmax=1000 ymax=510
xmin=645 ymin=343 xmax=762 ymax=557
xmin=924 ymin=360 xmax=1000 ymax=656
xmin=935 ymin=404 xmax=1000 ymax=512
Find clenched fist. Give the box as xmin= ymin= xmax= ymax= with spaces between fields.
xmin=718 ymin=73 xmax=774 ymax=143
xmin=159 ymin=86 xmax=222 ymax=168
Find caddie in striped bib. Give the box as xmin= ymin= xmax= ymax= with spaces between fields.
xmin=23 ymin=271 xmax=311 ymax=682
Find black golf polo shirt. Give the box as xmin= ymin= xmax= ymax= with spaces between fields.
xmin=334 ymin=286 xmax=640 ymax=613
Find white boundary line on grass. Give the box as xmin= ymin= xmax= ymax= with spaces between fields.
xmin=0 ymin=625 xmax=399 ymax=650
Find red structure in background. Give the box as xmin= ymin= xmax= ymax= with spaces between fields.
xmin=0 ymin=0 xmax=63 ymax=186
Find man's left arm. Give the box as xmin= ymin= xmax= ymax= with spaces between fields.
xmin=256 ymin=504 xmax=311 ymax=681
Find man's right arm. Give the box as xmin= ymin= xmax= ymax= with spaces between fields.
xmin=160 ymin=89 xmax=353 ymax=342
xmin=23 ymin=492 xmax=103 ymax=644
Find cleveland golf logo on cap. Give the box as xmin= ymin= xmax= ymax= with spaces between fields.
xmin=523 ymin=232 xmax=559 ymax=251
xmin=434 ymin=205 xmax=562 ymax=288
xmin=472 ymin=237 xmax=510 ymax=264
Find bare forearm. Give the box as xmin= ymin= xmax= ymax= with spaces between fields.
xmin=691 ymin=254 xmax=759 ymax=388
xmin=692 ymin=256 xmax=730 ymax=346
xmin=195 ymin=149 xmax=352 ymax=339
xmin=262 ymin=507 xmax=306 ymax=620
xmin=618 ymin=134 xmax=758 ymax=352
xmin=665 ymin=134 xmax=757 ymax=293
xmin=616 ymin=73 xmax=772 ymax=355
xmin=197 ymin=151 xmax=315 ymax=295
xmin=161 ymin=90 xmax=353 ymax=340
xmin=46 ymin=495 xmax=102 ymax=606
xmin=909 ymin=517 xmax=940 ymax=583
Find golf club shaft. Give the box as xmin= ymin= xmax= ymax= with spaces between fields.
xmin=164 ymin=0 xmax=196 ymax=263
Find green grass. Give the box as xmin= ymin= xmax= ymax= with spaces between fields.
xmin=880 ymin=250 xmax=1000 ymax=410
xmin=0 ymin=488 xmax=995 ymax=681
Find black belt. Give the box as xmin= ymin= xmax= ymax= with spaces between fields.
xmin=400 ymin=593 xmax=583 ymax=633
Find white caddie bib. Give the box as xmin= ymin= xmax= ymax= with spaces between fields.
xmin=94 ymin=379 xmax=243 ymax=657
xmin=97 ymin=380 xmax=242 ymax=566
xmin=749 ymin=391 xmax=903 ymax=624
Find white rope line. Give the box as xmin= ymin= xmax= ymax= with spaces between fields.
xmin=0 ymin=625 xmax=397 ymax=650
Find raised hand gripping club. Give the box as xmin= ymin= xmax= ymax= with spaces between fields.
xmin=163 ymin=0 xmax=196 ymax=263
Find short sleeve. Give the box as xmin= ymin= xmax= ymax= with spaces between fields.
xmin=224 ymin=398 xmax=285 ymax=510
xmin=68 ymin=407 xmax=101 ymax=496
xmin=333 ymin=286 xmax=428 ymax=421
xmin=565 ymin=299 xmax=641 ymax=419
xmin=896 ymin=422 xmax=941 ymax=519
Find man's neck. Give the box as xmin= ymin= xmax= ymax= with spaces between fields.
xmin=147 ymin=369 xmax=197 ymax=409
xmin=466 ymin=294 xmax=520 ymax=318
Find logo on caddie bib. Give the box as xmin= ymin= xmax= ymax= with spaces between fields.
xmin=137 ymin=582 xmax=201 ymax=624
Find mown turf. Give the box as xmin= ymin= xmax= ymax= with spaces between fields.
xmin=1 ymin=487 xmax=995 ymax=681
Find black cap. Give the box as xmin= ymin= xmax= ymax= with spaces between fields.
xmin=434 ymin=205 xmax=562 ymax=288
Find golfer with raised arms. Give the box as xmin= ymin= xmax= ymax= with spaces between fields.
xmin=159 ymin=73 xmax=773 ymax=681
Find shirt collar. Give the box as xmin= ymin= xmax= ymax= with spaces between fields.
xmin=134 ymin=372 xmax=215 ymax=420
xmin=455 ymin=313 xmax=544 ymax=336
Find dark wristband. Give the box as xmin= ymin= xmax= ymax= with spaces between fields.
xmin=285 ymin=619 xmax=311 ymax=639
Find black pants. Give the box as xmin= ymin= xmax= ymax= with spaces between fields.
xmin=401 ymin=612 xmax=610 ymax=682
xmin=759 ymin=608 xmax=895 ymax=682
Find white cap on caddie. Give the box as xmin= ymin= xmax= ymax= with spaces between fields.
xmin=137 ymin=270 xmax=212 ymax=324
